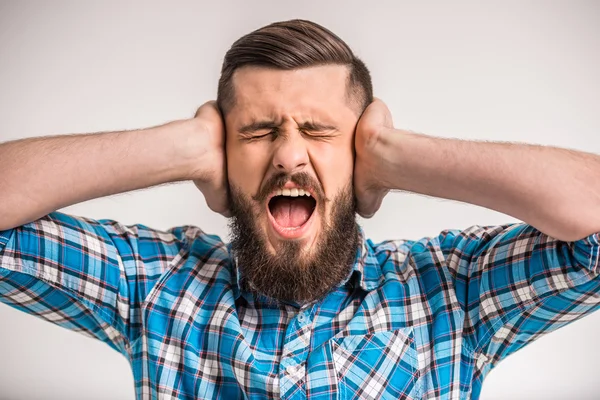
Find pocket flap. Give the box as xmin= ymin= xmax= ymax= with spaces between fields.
xmin=330 ymin=328 xmax=420 ymax=399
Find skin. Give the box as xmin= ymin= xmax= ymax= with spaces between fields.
xmin=192 ymin=62 xmax=600 ymax=244
xmin=223 ymin=65 xmax=361 ymax=255
xmin=3 ymin=65 xmax=598 ymax=245
xmin=0 ymin=64 xmax=384 ymax=236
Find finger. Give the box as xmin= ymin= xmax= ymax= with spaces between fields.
xmin=194 ymin=100 xmax=218 ymax=119
xmin=357 ymin=189 xmax=387 ymax=219
xmin=218 ymin=188 xmax=233 ymax=218
xmin=356 ymin=191 xmax=378 ymax=219
xmin=221 ymin=209 xmax=233 ymax=218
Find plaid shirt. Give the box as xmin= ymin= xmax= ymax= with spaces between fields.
xmin=1 ymin=211 xmax=599 ymax=399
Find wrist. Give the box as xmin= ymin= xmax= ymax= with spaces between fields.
xmin=382 ymin=128 xmax=442 ymax=193
xmin=370 ymin=127 xmax=411 ymax=190
xmin=158 ymin=118 xmax=210 ymax=182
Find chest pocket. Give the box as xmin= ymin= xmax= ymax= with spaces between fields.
xmin=330 ymin=328 xmax=420 ymax=400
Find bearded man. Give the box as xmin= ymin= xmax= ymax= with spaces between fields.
xmin=1 ymin=19 xmax=600 ymax=400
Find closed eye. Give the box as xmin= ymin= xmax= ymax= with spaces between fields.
xmin=241 ymin=130 xmax=278 ymax=142
xmin=241 ymin=129 xmax=338 ymax=142
xmin=300 ymin=130 xmax=337 ymax=141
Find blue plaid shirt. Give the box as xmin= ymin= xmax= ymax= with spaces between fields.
xmin=1 ymin=211 xmax=599 ymax=399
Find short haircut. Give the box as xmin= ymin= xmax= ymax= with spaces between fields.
xmin=216 ymin=19 xmax=373 ymax=117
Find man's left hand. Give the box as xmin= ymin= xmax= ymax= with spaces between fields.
xmin=354 ymin=97 xmax=396 ymax=218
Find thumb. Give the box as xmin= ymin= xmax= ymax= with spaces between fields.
xmin=368 ymin=97 xmax=394 ymax=129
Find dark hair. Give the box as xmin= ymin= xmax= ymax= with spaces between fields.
xmin=216 ymin=19 xmax=373 ymax=117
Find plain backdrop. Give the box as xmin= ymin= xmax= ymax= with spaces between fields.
xmin=1 ymin=1 xmax=599 ymax=399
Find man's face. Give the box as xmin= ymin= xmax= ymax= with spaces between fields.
xmin=225 ymin=65 xmax=361 ymax=304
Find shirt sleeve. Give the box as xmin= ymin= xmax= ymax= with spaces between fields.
xmin=0 ymin=211 xmax=195 ymax=357
xmin=437 ymin=222 xmax=600 ymax=374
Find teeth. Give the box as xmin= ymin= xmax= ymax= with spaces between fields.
xmin=273 ymin=188 xmax=312 ymax=197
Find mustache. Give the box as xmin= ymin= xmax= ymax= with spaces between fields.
xmin=251 ymin=171 xmax=327 ymax=203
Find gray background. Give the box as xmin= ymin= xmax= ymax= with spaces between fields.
xmin=1 ymin=1 xmax=599 ymax=398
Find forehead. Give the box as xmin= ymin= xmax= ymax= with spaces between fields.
xmin=227 ymin=65 xmax=355 ymax=126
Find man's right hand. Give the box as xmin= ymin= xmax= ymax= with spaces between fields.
xmin=190 ymin=101 xmax=231 ymax=218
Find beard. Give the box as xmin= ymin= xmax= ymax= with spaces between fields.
xmin=228 ymin=172 xmax=360 ymax=306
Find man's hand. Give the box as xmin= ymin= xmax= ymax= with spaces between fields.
xmin=354 ymin=97 xmax=396 ymax=218
xmin=190 ymin=101 xmax=231 ymax=218
xmin=354 ymin=98 xmax=600 ymax=241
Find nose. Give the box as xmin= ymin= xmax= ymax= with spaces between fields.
xmin=272 ymin=131 xmax=309 ymax=174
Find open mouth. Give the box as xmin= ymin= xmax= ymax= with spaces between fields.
xmin=267 ymin=189 xmax=317 ymax=233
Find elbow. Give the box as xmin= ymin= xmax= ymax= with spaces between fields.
xmin=0 ymin=206 xmax=24 ymax=232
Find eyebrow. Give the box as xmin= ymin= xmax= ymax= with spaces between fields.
xmin=238 ymin=120 xmax=338 ymax=134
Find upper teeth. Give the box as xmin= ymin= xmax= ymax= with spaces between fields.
xmin=275 ymin=188 xmax=311 ymax=197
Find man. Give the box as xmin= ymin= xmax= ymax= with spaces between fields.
xmin=0 ymin=18 xmax=599 ymax=399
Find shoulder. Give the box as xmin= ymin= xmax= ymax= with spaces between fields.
xmin=366 ymin=228 xmax=467 ymax=288
xmin=160 ymin=225 xmax=232 ymax=284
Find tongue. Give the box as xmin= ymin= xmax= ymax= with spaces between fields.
xmin=271 ymin=197 xmax=313 ymax=228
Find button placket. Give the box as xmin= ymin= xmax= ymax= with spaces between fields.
xmin=297 ymin=304 xmax=315 ymax=326
xmin=279 ymin=305 xmax=317 ymax=397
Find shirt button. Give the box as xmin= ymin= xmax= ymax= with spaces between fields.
xmin=297 ymin=312 xmax=306 ymax=323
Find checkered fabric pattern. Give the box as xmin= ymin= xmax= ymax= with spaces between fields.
xmin=1 ymin=211 xmax=599 ymax=399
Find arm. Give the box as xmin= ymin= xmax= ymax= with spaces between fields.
xmin=354 ymin=99 xmax=600 ymax=242
xmin=0 ymin=118 xmax=204 ymax=231
xmin=373 ymin=128 xmax=600 ymax=242
xmin=0 ymin=101 xmax=228 ymax=353
xmin=0 ymin=211 xmax=207 ymax=354
xmin=424 ymin=222 xmax=599 ymax=397
xmin=355 ymin=99 xmax=600 ymax=393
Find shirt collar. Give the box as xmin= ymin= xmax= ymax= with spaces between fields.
xmin=228 ymin=225 xmax=383 ymax=302
xmin=344 ymin=226 xmax=383 ymax=291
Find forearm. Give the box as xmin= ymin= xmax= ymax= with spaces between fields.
xmin=378 ymin=128 xmax=600 ymax=241
xmin=0 ymin=119 xmax=201 ymax=230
